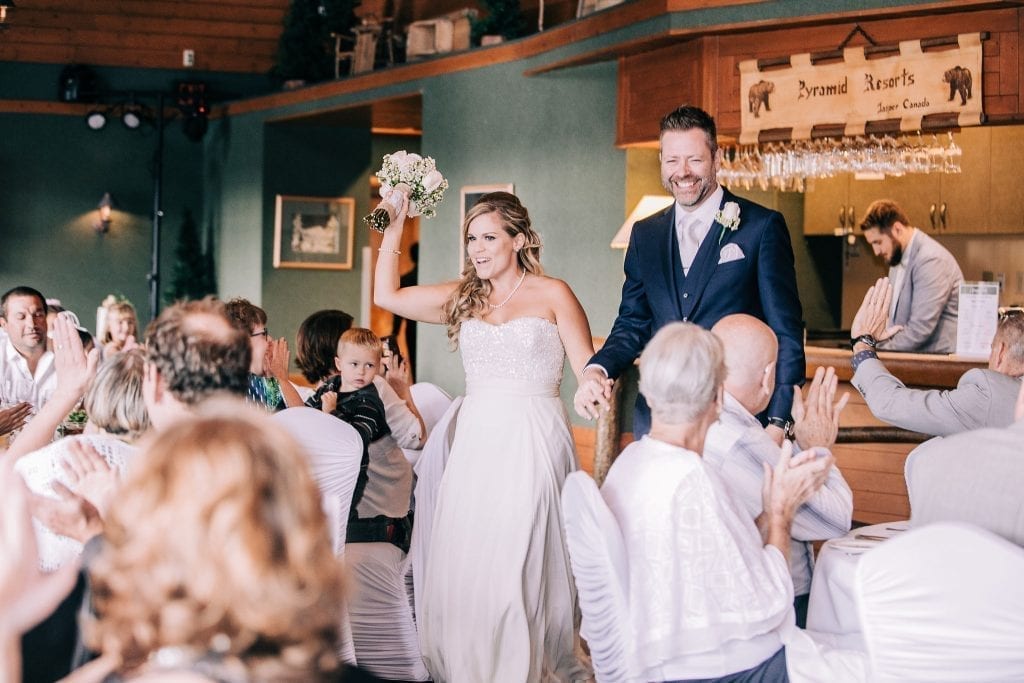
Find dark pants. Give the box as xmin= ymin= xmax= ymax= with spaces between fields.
xmin=794 ymin=592 xmax=809 ymax=629
xmin=665 ymin=646 xmax=788 ymax=683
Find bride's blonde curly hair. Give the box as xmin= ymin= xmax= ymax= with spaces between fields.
xmin=443 ymin=192 xmax=543 ymax=347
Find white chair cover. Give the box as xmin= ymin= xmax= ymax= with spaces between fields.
xmin=561 ymin=471 xmax=637 ymax=683
xmin=273 ymin=407 xmax=363 ymax=665
xmin=402 ymin=382 xmax=454 ymax=467
xmin=906 ymin=443 xmax=1024 ymax=546
xmin=403 ymin=395 xmax=463 ymax=630
xmin=856 ymin=522 xmax=1024 ymax=682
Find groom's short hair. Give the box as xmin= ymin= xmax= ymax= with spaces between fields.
xmin=660 ymin=105 xmax=718 ymax=155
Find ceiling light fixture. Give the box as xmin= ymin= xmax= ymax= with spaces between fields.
xmin=0 ymin=0 xmax=15 ymax=27
xmin=85 ymin=109 xmax=107 ymax=130
xmin=121 ymin=105 xmax=142 ymax=130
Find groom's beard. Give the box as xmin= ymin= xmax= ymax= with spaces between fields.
xmin=663 ymin=171 xmax=717 ymax=209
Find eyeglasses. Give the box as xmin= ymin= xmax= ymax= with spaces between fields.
xmin=250 ymin=329 xmax=269 ymax=338
xmin=998 ymin=308 xmax=1024 ymax=322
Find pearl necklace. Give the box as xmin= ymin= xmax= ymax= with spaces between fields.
xmin=489 ymin=270 xmax=527 ymax=309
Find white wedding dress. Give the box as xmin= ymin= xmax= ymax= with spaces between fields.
xmin=419 ymin=317 xmax=587 ymax=682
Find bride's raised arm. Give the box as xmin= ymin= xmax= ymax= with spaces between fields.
xmin=373 ymin=191 xmax=458 ymax=325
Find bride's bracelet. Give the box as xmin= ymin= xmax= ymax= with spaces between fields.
xmin=378 ymin=247 xmax=401 ymax=256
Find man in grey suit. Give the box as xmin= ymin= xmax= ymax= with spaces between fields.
xmin=849 ymin=278 xmax=1024 ymax=437
xmin=905 ymin=380 xmax=1024 ymax=545
xmin=859 ymin=199 xmax=963 ymax=354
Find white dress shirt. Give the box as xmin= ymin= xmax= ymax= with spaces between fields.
xmin=602 ymin=435 xmax=793 ymax=680
xmin=674 ymin=186 xmax=725 ymax=275
xmin=703 ymin=392 xmax=853 ymax=596
xmin=0 ymin=336 xmax=56 ymax=411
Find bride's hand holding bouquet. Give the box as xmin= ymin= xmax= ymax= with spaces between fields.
xmin=364 ymin=150 xmax=448 ymax=233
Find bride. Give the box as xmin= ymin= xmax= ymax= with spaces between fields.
xmin=374 ymin=191 xmax=594 ymax=682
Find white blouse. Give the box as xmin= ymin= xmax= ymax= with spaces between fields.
xmin=601 ymin=436 xmax=794 ymax=680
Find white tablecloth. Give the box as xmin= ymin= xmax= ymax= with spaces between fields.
xmin=806 ymin=520 xmax=911 ymax=648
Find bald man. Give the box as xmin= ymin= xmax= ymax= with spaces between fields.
xmin=703 ymin=314 xmax=853 ymax=627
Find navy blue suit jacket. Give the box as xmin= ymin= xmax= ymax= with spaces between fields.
xmin=591 ymin=189 xmax=805 ymax=436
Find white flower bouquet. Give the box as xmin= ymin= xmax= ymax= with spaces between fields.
xmin=364 ymin=150 xmax=449 ymax=233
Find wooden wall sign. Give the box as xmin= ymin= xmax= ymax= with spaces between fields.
xmin=739 ymin=33 xmax=983 ymax=144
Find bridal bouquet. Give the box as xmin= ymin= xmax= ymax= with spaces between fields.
xmin=364 ymin=151 xmax=449 ymax=233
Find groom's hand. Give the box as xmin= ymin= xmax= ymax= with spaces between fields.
xmin=574 ymin=367 xmax=613 ymax=420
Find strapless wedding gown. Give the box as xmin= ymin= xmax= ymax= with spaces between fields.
xmin=419 ymin=317 xmax=587 ymax=682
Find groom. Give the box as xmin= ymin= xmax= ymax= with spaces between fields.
xmin=575 ymin=105 xmax=804 ymax=441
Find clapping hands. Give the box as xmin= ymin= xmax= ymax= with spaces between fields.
xmin=792 ymin=366 xmax=849 ymax=451
xmin=852 ymin=277 xmax=903 ymax=343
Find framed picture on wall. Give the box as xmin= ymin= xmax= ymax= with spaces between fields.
xmin=273 ymin=195 xmax=355 ymax=270
xmin=458 ymin=183 xmax=514 ymax=272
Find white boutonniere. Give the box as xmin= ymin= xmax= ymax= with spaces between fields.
xmin=716 ymin=201 xmax=741 ymax=243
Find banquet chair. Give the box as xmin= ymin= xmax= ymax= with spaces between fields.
xmin=855 ymin=522 xmax=1024 ymax=682
xmin=906 ymin=445 xmax=1024 ymax=545
xmin=561 ymin=471 xmax=637 ymax=683
xmin=272 ymin=407 xmax=364 ymax=665
xmin=402 ymin=382 xmax=454 ymax=466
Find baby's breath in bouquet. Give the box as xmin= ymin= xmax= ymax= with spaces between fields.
xmin=364 ymin=151 xmax=449 ymax=233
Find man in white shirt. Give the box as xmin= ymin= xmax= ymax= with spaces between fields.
xmin=703 ymin=314 xmax=853 ymax=628
xmin=0 ymin=286 xmax=56 ymax=414
xmin=859 ymin=200 xmax=962 ymax=353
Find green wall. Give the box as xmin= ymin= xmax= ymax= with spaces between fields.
xmin=0 ymin=111 xmax=204 ymax=327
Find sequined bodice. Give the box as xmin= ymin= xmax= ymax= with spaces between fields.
xmin=460 ymin=317 xmax=565 ymax=386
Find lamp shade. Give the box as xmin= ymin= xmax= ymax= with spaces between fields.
xmin=610 ymin=195 xmax=673 ymax=249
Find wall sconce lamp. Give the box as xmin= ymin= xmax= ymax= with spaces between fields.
xmin=0 ymin=0 xmax=15 ymax=27
xmin=611 ymin=195 xmax=674 ymax=249
xmin=95 ymin=192 xmax=115 ymax=233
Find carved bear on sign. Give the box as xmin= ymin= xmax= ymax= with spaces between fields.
xmin=943 ymin=66 xmax=972 ymax=106
xmin=748 ymin=80 xmax=775 ymax=118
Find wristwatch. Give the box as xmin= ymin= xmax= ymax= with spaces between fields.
xmin=851 ymin=334 xmax=877 ymax=349
xmin=767 ymin=416 xmax=795 ymax=440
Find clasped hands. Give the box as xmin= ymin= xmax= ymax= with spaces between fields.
xmin=573 ymin=367 xmax=614 ymax=420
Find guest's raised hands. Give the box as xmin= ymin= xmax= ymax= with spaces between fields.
xmin=0 ymin=466 xmax=80 ymax=678
xmin=852 ymin=277 xmax=903 ymax=343
xmin=265 ymin=337 xmax=290 ymax=380
xmin=0 ymin=402 xmax=31 ymax=437
xmin=29 ymin=481 xmax=104 ymax=544
xmin=51 ymin=312 xmax=100 ymax=401
xmin=792 ymin=366 xmax=849 ymax=450
xmin=61 ymin=440 xmax=119 ymax=518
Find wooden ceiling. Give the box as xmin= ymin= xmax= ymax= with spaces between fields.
xmin=0 ymin=0 xmax=576 ymax=75
xmin=0 ymin=0 xmax=289 ymax=73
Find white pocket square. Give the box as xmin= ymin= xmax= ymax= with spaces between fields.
xmin=718 ymin=243 xmax=745 ymax=264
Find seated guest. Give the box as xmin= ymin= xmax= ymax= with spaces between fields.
xmin=99 ymin=301 xmax=138 ymax=357
xmin=302 ymin=323 xmax=427 ymax=681
xmin=0 ymin=285 xmax=55 ymax=412
xmin=69 ymin=406 xmax=379 ymax=682
xmin=904 ymin=380 xmax=1024 ymax=545
xmin=296 ymin=309 xmax=424 ymax=449
xmin=224 ymin=297 xmax=302 ymax=411
xmin=15 ymin=348 xmax=148 ymax=571
xmin=851 ymin=277 xmax=1023 ymax=436
xmin=602 ymin=322 xmax=829 ymax=682
xmin=704 ymin=314 xmax=852 ymax=628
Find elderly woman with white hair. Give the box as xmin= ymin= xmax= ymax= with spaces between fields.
xmin=600 ymin=322 xmax=828 ymax=682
